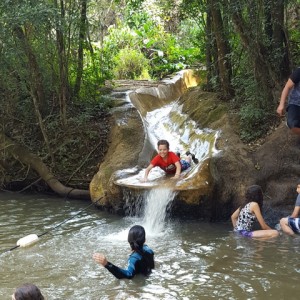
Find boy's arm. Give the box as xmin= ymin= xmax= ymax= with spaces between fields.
xmin=143 ymin=164 xmax=154 ymax=182
xmin=172 ymin=161 xmax=181 ymax=178
xmin=290 ymin=206 xmax=300 ymax=218
xmin=277 ymin=79 xmax=294 ymax=116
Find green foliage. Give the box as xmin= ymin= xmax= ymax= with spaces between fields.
xmin=239 ymin=104 xmax=269 ymax=142
xmin=125 ymin=0 xmax=149 ymax=29
xmin=99 ymin=1 xmax=202 ymax=80
xmin=112 ymin=48 xmax=150 ymax=79
xmin=231 ymin=64 xmax=272 ymax=142
xmin=100 ymin=24 xmax=140 ymax=79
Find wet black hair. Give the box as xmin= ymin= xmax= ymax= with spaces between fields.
xmin=157 ymin=139 xmax=169 ymax=149
xmin=14 ymin=283 xmax=44 ymax=300
xmin=128 ymin=225 xmax=146 ymax=251
xmin=128 ymin=225 xmax=155 ymax=273
xmin=244 ymin=185 xmax=264 ymax=210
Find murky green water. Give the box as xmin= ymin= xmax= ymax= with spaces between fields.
xmin=0 ymin=192 xmax=300 ymax=299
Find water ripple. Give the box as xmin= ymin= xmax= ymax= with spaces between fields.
xmin=1 ymin=194 xmax=300 ymax=299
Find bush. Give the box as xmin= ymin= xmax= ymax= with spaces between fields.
xmin=112 ymin=48 xmax=150 ymax=79
xmin=239 ymin=104 xmax=268 ymax=142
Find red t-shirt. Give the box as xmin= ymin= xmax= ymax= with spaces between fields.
xmin=150 ymin=151 xmax=180 ymax=174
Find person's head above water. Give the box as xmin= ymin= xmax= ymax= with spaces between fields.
xmin=244 ymin=185 xmax=264 ymax=209
xmin=12 ymin=283 xmax=44 ymax=300
xmin=157 ymin=139 xmax=169 ymax=149
xmin=128 ymin=225 xmax=146 ymax=251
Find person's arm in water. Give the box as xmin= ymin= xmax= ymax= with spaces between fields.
xmin=250 ymin=202 xmax=272 ymax=230
xmin=142 ymin=163 xmax=154 ymax=182
xmin=171 ymin=161 xmax=181 ymax=179
xmin=277 ymin=79 xmax=294 ymax=116
xmin=93 ymin=252 xmax=139 ymax=279
xmin=231 ymin=207 xmax=240 ymax=228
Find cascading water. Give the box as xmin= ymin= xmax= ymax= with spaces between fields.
xmin=144 ymin=101 xmax=219 ymax=170
xmin=116 ymin=93 xmax=220 ymax=230
xmin=115 ymin=100 xmax=219 ymax=188
xmin=141 ymin=188 xmax=177 ymax=235
xmin=114 ymin=74 xmax=220 ymax=230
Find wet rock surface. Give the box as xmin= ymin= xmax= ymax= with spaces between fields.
xmin=90 ymin=71 xmax=297 ymax=221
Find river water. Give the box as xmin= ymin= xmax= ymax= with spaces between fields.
xmin=0 ymin=191 xmax=300 ymax=299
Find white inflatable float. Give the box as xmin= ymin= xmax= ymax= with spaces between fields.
xmin=16 ymin=234 xmax=39 ymax=247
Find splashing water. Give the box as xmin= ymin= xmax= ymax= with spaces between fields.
xmin=142 ymin=188 xmax=177 ymax=235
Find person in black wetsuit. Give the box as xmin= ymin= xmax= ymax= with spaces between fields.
xmin=93 ymin=225 xmax=154 ymax=279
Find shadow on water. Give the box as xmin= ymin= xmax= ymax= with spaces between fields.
xmin=1 ymin=192 xmax=300 ymax=299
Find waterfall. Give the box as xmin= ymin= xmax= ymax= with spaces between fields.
xmin=141 ymin=188 xmax=177 ymax=235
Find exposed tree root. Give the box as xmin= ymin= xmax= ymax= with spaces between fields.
xmin=0 ymin=131 xmax=90 ymax=200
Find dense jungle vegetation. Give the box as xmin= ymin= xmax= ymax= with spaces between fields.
xmin=0 ymin=0 xmax=300 ymax=194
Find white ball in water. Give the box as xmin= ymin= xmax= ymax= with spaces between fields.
xmin=17 ymin=234 xmax=39 ymax=247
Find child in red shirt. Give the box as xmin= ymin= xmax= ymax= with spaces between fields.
xmin=142 ymin=139 xmax=195 ymax=182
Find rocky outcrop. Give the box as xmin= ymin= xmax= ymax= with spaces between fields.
xmin=89 ymin=70 xmax=201 ymax=212
xmin=178 ymin=89 xmax=255 ymax=219
xmin=178 ymin=88 xmax=300 ymax=220
xmin=252 ymin=125 xmax=300 ymax=209
xmin=90 ymin=71 xmax=297 ymax=220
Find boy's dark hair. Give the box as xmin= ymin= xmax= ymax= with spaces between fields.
xmin=157 ymin=139 xmax=169 ymax=149
xmin=14 ymin=283 xmax=44 ymax=300
xmin=244 ymin=185 xmax=264 ymax=210
xmin=128 ymin=225 xmax=146 ymax=251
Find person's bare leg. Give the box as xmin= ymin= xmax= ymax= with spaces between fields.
xmin=280 ymin=217 xmax=295 ymax=235
xmin=251 ymin=229 xmax=279 ymax=239
xmin=291 ymin=127 xmax=300 ymax=136
xmin=186 ymin=155 xmax=192 ymax=164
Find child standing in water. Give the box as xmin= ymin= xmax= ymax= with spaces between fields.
xmin=142 ymin=139 xmax=197 ymax=182
xmin=93 ymin=225 xmax=154 ymax=279
xmin=231 ymin=185 xmax=279 ymax=239
xmin=280 ymin=182 xmax=300 ymax=235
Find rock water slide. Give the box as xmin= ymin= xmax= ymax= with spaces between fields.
xmin=89 ymin=70 xmax=221 ymax=212
xmin=91 ymin=70 xmax=300 ymax=220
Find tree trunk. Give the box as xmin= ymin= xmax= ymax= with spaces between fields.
xmin=205 ymin=4 xmax=214 ymax=91
xmin=231 ymin=11 xmax=276 ymax=105
xmin=0 ymin=131 xmax=90 ymax=200
xmin=30 ymin=89 xmax=55 ymax=166
xmin=210 ymin=0 xmax=234 ymax=100
xmin=73 ymin=0 xmax=87 ymax=99
xmin=271 ymin=0 xmax=291 ymax=81
xmin=13 ymin=26 xmax=47 ymax=115
xmin=54 ymin=0 xmax=70 ymax=127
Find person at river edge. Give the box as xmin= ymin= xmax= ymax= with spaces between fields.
xmin=276 ymin=67 xmax=300 ymax=136
xmin=93 ymin=225 xmax=154 ymax=279
xmin=12 ymin=283 xmax=44 ymax=300
xmin=142 ymin=139 xmax=198 ymax=182
xmin=231 ymin=185 xmax=279 ymax=239
xmin=280 ymin=182 xmax=300 ymax=235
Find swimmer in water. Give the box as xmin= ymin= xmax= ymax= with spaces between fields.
xmin=93 ymin=225 xmax=154 ymax=279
